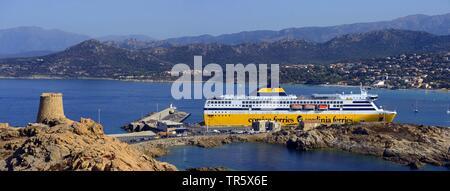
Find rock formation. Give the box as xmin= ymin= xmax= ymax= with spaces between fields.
xmin=186 ymin=167 xmax=229 ymax=171
xmin=266 ymin=123 xmax=450 ymax=167
xmin=0 ymin=118 xmax=177 ymax=171
xmin=0 ymin=92 xmax=176 ymax=171
xmin=133 ymin=133 xmax=268 ymax=157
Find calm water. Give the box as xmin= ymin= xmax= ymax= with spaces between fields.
xmin=1 ymin=79 xmax=449 ymax=171
xmin=0 ymin=79 xmax=448 ymax=134
xmin=157 ymin=143 xmax=448 ymax=171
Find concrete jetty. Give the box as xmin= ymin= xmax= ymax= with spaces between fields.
xmin=109 ymin=131 xmax=157 ymax=143
xmin=122 ymin=104 xmax=190 ymax=132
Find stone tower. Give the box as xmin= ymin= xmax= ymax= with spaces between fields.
xmin=36 ymin=93 xmax=66 ymax=123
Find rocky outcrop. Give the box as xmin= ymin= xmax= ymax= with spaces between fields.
xmin=0 ymin=118 xmax=176 ymax=171
xmin=186 ymin=167 xmax=229 ymax=171
xmin=187 ymin=135 xmax=263 ymax=148
xmin=267 ymin=123 xmax=450 ymax=167
xmin=133 ymin=134 xmax=268 ymax=157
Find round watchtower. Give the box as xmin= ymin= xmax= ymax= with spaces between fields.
xmin=36 ymin=93 xmax=66 ymax=123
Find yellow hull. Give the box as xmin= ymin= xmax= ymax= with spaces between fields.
xmin=204 ymin=113 xmax=396 ymax=127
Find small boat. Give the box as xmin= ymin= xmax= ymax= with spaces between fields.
xmin=413 ymin=101 xmax=419 ymax=113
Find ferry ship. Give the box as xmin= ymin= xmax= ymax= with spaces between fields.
xmin=204 ymin=86 xmax=397 ymax=127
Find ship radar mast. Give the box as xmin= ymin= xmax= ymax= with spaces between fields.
xmin=360 ymin=84 xmax=368 ymax=96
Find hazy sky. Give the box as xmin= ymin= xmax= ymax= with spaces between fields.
xmin=0 ymin=0 xmax=449 ymax=39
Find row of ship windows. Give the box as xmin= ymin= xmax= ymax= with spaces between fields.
xmin=207 ymin=100 xmax=345 ymax=105
xmin=207 ymin=104 xmax=348 ymax=108
xmin=240 ymin=104 xmax=345 ymax=108
xmin=209 ymin=105 xmax=238 ymax=107
xmin=208 ymin=101 xmax=232 ymax=104
xmin=243 ymin=100 xmax=344 ymax=104
xmin=208 ymin=111 xmax=231 ymax=115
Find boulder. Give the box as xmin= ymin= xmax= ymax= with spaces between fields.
xmin=0 ymin=118 xmax=177 ymax=171
xmin=408 ymin=161 xmax=425 ymax=169
xmin=187 ymin=167 xmax=229 ymax=171
xmin=352 ymin=127 xmax=369 ymax=135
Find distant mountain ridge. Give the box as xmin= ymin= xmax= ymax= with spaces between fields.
xmin=1 ymin=29 xmax=449 ymax=79
xmin=1 ymin=12 xmax=449 ymax=58
xmin=162 ymin=13 xmax=450 ymax=44
xmin=0 ymin=50 xmax=56 ymax=59
xmin=96 ymin=34 xmax=156 ymax=42
xmin=144 ymin=29 xmax=450 ymax=65
xmin=0 ymin=26 xmax=90 ymax=57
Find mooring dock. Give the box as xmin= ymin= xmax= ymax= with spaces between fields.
xmin=109 ymin=131 xmax=157 ymax=143
xmin=122 ymin=104 xmax=190 ymax=132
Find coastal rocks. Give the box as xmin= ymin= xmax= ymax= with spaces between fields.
xmin=352 ymin=127 xmax=369 ymax=135
xmin=72 ymin=117 xmax=104 ymax=136
xmin=408 ymin=161 xmax=425 ymax=169
xmin=188 ymin=138 xmax=224 ymax=148
xmin=0 ymin=118 xmax=177 ymax=171
xmin=186 ymin=167 xmax=229 ymax=171
xmin=133 ymin=134 xmax=268 ymax=157
xmin=265 ymin=128 xmax=296 ymax=145
xmin=187 ymin=136 xmax=259 ymax=148
xmin=267 ymin=123 xmax=450 ymax=168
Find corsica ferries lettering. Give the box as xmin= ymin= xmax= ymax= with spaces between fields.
xmin=248 ymin=115 xmax=354 ymax=124
xmin=314 ymin=116 xmax=354 ymax=123
xmin=248 ymin=116 xmax=294 ymax=123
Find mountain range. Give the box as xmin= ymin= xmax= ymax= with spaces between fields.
xmin=0 ymin=13 xmax=449 ymax=58
xmin=0 ymin=27 xmax=157 ymax=58
xmin=144 ymin=29 xmax=450 ymax=65
xmin=162 ymin=13 xmax=450 ymax=45
xmin=1 ymin=29 xmax=449 ymax=79
xmin=0 ymin=26 xmax=90 ymax=58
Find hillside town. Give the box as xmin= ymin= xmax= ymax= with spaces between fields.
xmin=281 ymin=52 xmax=450 ymax=89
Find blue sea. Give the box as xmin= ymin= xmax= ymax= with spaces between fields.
xmin=0 ymin=79 xmax=448 ymax=134
xmin=157 ymin=143 xmax=448 ymax=171
xmin=0 ymin=79 xmax=449 ymax=171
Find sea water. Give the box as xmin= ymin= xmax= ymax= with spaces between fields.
xmin=1 ymin=79 xmax=448 ymax=171
xmin=0 ymin=79 xmax=448 ymax=134
xmin=157 ymin=143 xmax=448 ymax=171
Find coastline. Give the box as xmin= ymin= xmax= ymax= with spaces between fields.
xmin=0 ymin=76 xmax=175 ymax=83
xmin=0 ymin=76 xmax=448 ymax=91
xmin=133 ymin=123 xmax=450 ymax=170
xmin=132 ymin=134 xmax=268 ymax=158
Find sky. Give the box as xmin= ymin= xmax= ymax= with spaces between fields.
xmin=0 ymin=0 xmax=449 ymax=39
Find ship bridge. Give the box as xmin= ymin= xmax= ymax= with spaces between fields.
xmin=312 ymin=86 xmax=378 ymax=101
xmin=217 ymin=87 xmax=298 ymax=100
